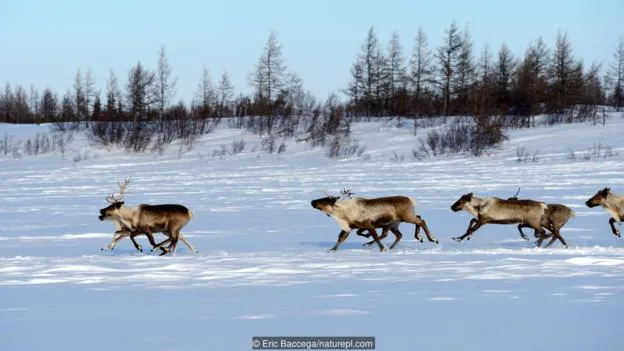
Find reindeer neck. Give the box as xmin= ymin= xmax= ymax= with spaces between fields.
xmin=117 ymin=205 xmax=137 ymax=220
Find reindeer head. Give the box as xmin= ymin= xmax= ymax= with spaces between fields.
xmin=311 ymin=192 xmax=341 ymax=216
xmin=99 ymin=178 xmax=131 ymax=221
xmin=451 ymin=192 xmax=475 ymax=212
xmin=585 ymin=187 xmax=611 ymax=208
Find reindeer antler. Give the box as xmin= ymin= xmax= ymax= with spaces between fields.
xmin=106 ymin=178 xmax=132 ymax=203
xmin=507 ymin=187 xmax=520 ymax=200
xmin=340 ymin=188 xmax=355 ymax=198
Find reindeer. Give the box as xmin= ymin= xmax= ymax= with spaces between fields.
xmin=311 ymin=192 xmax=438 ymax=252
xmin=98 ymin=179 xmax=196 ymax=255
xmin=333 ymin=189 xmax=428 ymax=247
xmin=100 ymin=217 xmax=199 ymax=254
xmin=585 ymin=187 xmax=624 ymax=237
xmin=459 ymin=188 xmax=574 ymax=247
xmin=450 ymin=192 xmax=568 ymax=247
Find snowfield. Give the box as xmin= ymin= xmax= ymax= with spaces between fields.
xmin=1 ymin=115 xmax=624 ymax=351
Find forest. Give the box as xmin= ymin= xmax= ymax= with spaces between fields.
xmin=1 ymin=23 xmax=623 ymax=156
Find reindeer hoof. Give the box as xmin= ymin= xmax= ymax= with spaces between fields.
xmin=434 ymin=239 xmax=439 ymax=244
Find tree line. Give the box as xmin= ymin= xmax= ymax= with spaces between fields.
xmin=0 ymin=24 xmax=622 ymax=150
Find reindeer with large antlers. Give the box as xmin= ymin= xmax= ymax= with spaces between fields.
xmin=98 ymin=178 xmax=198 ymax=255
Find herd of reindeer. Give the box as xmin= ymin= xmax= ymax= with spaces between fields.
xmin=97 ymin=178 xmax=624 ymax=255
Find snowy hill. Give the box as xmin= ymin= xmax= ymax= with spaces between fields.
xmin=1 ymin=114 xmax=624 ymax=351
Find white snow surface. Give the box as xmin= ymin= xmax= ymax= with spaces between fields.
xmin=1 ymin=115 xmax=624 ymax=350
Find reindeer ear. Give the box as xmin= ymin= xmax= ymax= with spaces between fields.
xmin=602 ymin=188 xmax=610 ymax=196
xmin=467 ymin=192 xmax=473 ymax=197
xmin=116 ymin=201 xmax=124 ymax=208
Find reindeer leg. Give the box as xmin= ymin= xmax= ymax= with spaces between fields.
xmin=453 ymin=220 xmax=485 ymax=242
xmin=365 ymin=227 xmax=386 ymax=252
xmin=412 ymin=215 xmax=438 ymax=244
xmin=414 ymin=215 xmax=423 ymax=241
xmin=356 ymin=228 xmax=371 ymax=238
xmin=102 ymin=230 xmax=126 ymax=250
xmin=517 ymin=224 xmax=530 ymax=240
xmin=142 ymin=229 xmax=160 ymax=251
xmin=548 ymin=228 xmax=568 ymax=248
xmin=178 ymin=234 xmax=199 ymax=254
xmin=609 ymin=218 xmax=621 ymax=237
xmin=542 ymin=235 xmax=559 ymax=248
xmin=329 ymin=230 xmax=350 ymax=252
xmin=129 ymin=231 xmax=144 ymax=252
xmin=365 ymin=227 xmax=389 ymax=246
xmin=388 ymin=228 xmax=403 ymax=249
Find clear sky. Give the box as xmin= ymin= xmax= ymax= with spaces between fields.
xmin=1 ymin=0 xmax=622 ymax=104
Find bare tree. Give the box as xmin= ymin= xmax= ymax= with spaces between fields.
xmin=609 ymin=37 xmax=624 ymax=111
xmin=216 ymin=70 xmax=234 ymax=117
xmin=13 ymin=85 xmax=29 ymax=124
xmin=73 ymin=69 xmax=86 ymax=126
xmin=454 ymin=27 xmax=476 ymax=114
xmin=40 ymin=88 xmax=58 ymax=122
xmin=495 ymin=44 xmax=516 ymax=115
xmin=27 ymin=84 xmax=39 ymax=123
xmin=409 ymin=26 xmax=433 ymax=117
xmin=0 ymin=83 xmax=14 ymax=123
xmin=84 ymin=68 xmax=95 ymax=127
xmin=251 ymin=31 xmax=287 ymax=104
xmin=548 ymin=31 xmax=577 ymax=114
xmin=387 ymin=31 xmax=406 ymax=101
xmin=193 ymin=65 xmax=215 ymax=133
xmin=474 ymin=43 xmax=495 ymax=116
xmin=106 ymin=70 xmax=122 ymax=119
xmin=436 ymin=22 xmax=462 ymax=116
xmin=155 ymin=45 xmax=177 ymax=119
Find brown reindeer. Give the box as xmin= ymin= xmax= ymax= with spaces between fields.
xmin=98 ymin=179 xmax=195 ymax=255
xmin=101 ymin=217 xmax=199 ymax=253
xmin=518 ymin=204 xmax=575 ymax=248
xmin=502 ymin=188 xmax=575 ymax=247
xmin=336 ymin=189 xmax=427 ymax=247
xmin=311 ymin=194 xmax=438 ymax=252
xmin=585 ymin=187 xmax=624 ymax=237
xmin=450 ymin=192 xmax=567 ymax=247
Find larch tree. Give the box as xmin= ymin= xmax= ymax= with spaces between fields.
xmin=494 ymin=43 xmax=516 ymax=115
xmin=216 ymin=70 xmax=234 ymax=117
xmin=40 ymin=88 xmax=58 ymax=122
xmin=548 ymin=31 xmax=577 ymax=113
xmin=609 ymin=37 xmax=624 ymax=110
xmin=386 ymin=31 xmax=406 ymax=101
xmin=454 ymin=27 xmax=476 ymax=114
xmin=409 ymin=26 xmax=433 ymax=117
xmin=251 ymin=31 xmax=287 ymax=104
xmin=155 ymin=45 xmax=177 ymax=120
xmin=436 ymin=22 xmax=462 ymax=116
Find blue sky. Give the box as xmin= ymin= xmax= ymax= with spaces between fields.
xmin=1 ymin=0 xmax=622 ymax=103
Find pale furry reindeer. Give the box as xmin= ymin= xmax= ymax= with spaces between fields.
xmin=333 ymin=189 xmax=428 ymax=247
xmin=492 ymin=188 xmax=575 ymax=248
xmin=311 ymin=191 xmax=438 ymax=252
xmin=450 ymin=192 xmax=568 ymax=247
xmin=585 ymin=187 xmax=624 ymax=237
xmin=101 ymin=218 xmax=199 ymax=254
xmin=98 ymin=178 xmax=197 ymax=255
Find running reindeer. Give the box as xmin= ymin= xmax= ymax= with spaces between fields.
xmin=311 ymin=190 xmax=438 ymax=252
xmin=332 ymin=189 xmax=429 ymax=248
xmin=450 ymin=192 xmax=569 ymax=248
xmin=585 ymin=187 xmax=624 ymax=237
xmin=98 ymin=178 xmax=197 ymax=255
xmin=456 ymin=188 xmax=574 ymax=248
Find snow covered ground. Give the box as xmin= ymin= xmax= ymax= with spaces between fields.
xmin=1 ymin=115 xmax=624 ymax=350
